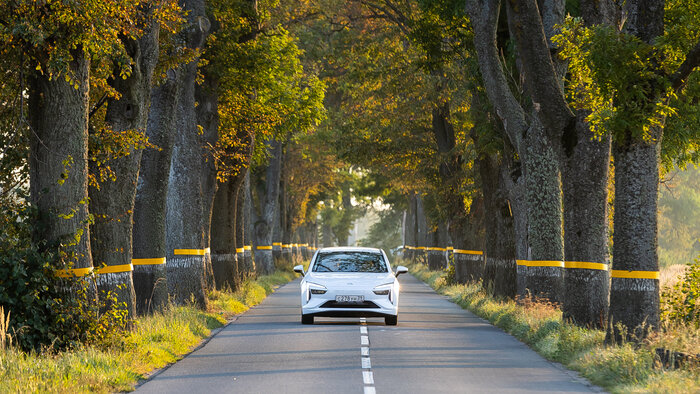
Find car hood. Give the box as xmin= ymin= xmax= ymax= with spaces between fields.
xmin=305 ymin=272 xmax=396 ymax=287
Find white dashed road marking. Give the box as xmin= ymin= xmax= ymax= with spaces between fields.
xmin=360 ymin=319 xmax=375 ymax=393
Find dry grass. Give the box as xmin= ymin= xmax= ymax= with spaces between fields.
xmin=0 ymin=306 xmax=12 ymax=349
xmin=0 ymin=269 xmax=298 ymax=393
xmin=660 ymin=264 xmax=688 ymax=289
xmin=404 ymin=258 xmax=700 ymax=393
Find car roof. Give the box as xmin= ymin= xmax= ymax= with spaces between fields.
xmin=316 ymin=246 xmax=384 ymax=253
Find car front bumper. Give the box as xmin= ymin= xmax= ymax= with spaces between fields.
xmin=301 ymin=288 xmax=398 ymax=318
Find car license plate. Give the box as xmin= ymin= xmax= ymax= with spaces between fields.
xmin=336 ymin=295 xmax=364 ymax=303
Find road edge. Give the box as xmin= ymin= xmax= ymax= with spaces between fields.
xmin=129 ymin=281 xmax=293 ymax=392
xmin=412 ymin=274 xmax=607 ymax=393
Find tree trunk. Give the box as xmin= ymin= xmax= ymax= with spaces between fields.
xmin=235 ymin=175 xmax=249 ymax=280
xmin=252 ymin=140 xmax=282 ymax=275
xmin=608 ymin=137 xmax=661 ymax=341
xmin=415 ymin=195 xmax=428 ymax=265
xmin=243 ymin=170 xmax=255 ymax=275
xmin=211 ymin=179 xmax=239 ymax=291
xmin=29 ymin=50 xmax=93 ymax=273
xmin=480 ymin=153 xmax=517 ymax=299
xmin=562 ymin=115 xmax=612 ymax=328
xmin=467 ymin=0 xmax=568 ymax=302
xmin=195 ymin=68 xmax=219 ymax=292
xmin=559 ymin=0 xmax=617 ymax=328
xmin=438 ymin=223 xmax=451 ymax=270
xmin=91 ymin=24 xmax=160 ymax=317
xmin=165 ymin=1 xmax=211 ymax=307
xmin=426 ymin=227 xmax=443 ymax=271
xmin=510 ymin=171 xmax=529 ymax=298
xmin=449 ymin=199 xmax=484 ymax=284
xmin=606 ymin=0 xmax=664 ymax=343
xmin=403 ymin=195 xmax=417 ymax=262
xmin=132 ymin=68 xmax=180 ymax=314
xmin=322 ymin=222 xmax=334 ymax=248
xmin=521 ymin=116 xmax=564 ymax=303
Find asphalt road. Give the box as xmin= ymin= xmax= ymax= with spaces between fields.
xmin=136 ymin=274 xmax=599 ymax=393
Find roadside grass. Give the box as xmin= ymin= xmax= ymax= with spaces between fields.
xmin=0 ymin=269 xmax=298 ymax=393
xmin=405 ymin=259 xmax=700 ymax=393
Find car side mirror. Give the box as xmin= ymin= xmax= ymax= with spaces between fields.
xmin=293 ymin=265 xmax=305 ymax=276
xmin=395 ymin=266 xmax=408 ymax=277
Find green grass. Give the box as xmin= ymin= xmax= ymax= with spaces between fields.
xmin=0 ymin=269 xmax=298 ymax=393
xmin=406 ymin=259 xmax=700 ymax=393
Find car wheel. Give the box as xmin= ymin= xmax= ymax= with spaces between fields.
xmin=385 ymin=315 xmax=398 ymax=326
xmin=301 ymin=314 xmax=314 ymax=324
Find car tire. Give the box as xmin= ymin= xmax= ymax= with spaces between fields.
xmin=385 ymin=315 xmax=398 ymax=326
xmin=301 ymin=314 xmax=314 ymax=324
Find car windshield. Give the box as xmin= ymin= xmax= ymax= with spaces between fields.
xmin=312 ymin=251 xmax=388 ymax=273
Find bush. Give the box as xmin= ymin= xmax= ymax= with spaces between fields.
xmin=0 ymin=205 xmax=129 ymax=351
xmin=661 ymin=258 xmax=700 ymax=328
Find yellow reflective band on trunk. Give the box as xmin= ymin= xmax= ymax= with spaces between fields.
xmin=516 ymin=260 xmax=564 ymax=267
xmin=132 ymin=257 xmax=166 ymax=266
xmin=446 ymin=246 xmax=454 ymax=251
xmin=426 ymin=247 xmax=446 ymax=251
xmin=415 ymin=247 xmax=426 ymax=250
xmin=174 ymin=248 xmax=210 ymax=255
xmin=95 ymin=264 xmax=133 ymax=274
xmin=273 ymin=242 xmax=282 ymax=246
xmin=611 ymin=270 xmax=659 ymax=279
xmin=564 ymin=261 xmax=608 ymax=271
xmin=56 ymin=267 xmax=94 ymax=278
xmin=244 ymin=245 xmax=252 ymax=251
xmin=403 ymin=245 xmax=415 ymax=250
xmin=282 ymin=244 xmax=291 ymax=248
xmin=236 ymin=248 xmax=244 ymax=253
xmin=256 ymin=246 xmax=273 ymax=250
xmin=453 ymin=249 xmax=483 ymax=255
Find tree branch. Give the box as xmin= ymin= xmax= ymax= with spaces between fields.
xmin=465 ymin=0 xmax=528 ymax=152
xmin=504 ymin=0 xmax=574 ymax=138
xmin=671 ymin=39 xmax=700 ymax=92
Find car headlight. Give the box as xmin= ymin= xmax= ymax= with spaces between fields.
xmin=308 ymin=282 xmax=327 ymax=295
xmin=373 ymin=283 xmax=393 ymax=296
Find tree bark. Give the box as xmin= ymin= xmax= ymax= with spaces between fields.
xmin=133 ymin=68 xmax=180 ymax=314
xmin=562 ymin=117 xmax=612 ymax=328
xmin=415 ymin=194 xmax=428 ymax=265
xmin=91 ymin=22 xmax=160 ymax=317
xmin=607 ymin=0 xmax=664 ymax=342
xmin=211 ymin=179 xmax=239 ymax=291
xmin=165 ymin=0 xmax=211 ymax=307
xmin=450 ymin=198 xmax=484 ymax=284
xmin=426 ymin=227 xmax=443 ymax=271
xmin=234 ymin=174 xmax=249 ymax=280
xmin=521 ymin=115 xmax=565 ymax=303
xmin=609 ymin=137 xmax=661 ymax=340
xmin=195 ymin=68 xmax=220 ymax=292
xmin=252 ymin=140 xmax=282 ymax=275
xmin=468 ymin=0 xmax=572 ymax=303
xmin=242 ymin=170 xmax=255 ymax=275
xmin=480 ymin=153 xmax=517 ymax=298
xmin=559 ymin=0 xmax=617 ymax=329
xmin=29 ymin=50 xmax=93 ymax=272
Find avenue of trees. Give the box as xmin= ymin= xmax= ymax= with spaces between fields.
xmin=0 ymin=0 xmax=698 ymax=349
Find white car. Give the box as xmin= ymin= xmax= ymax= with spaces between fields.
xmin=294 ymin=246 xmax=408 ymax=325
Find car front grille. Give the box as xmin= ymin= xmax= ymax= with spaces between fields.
xmin=320 ymin=300 xmax=380 ymax=309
